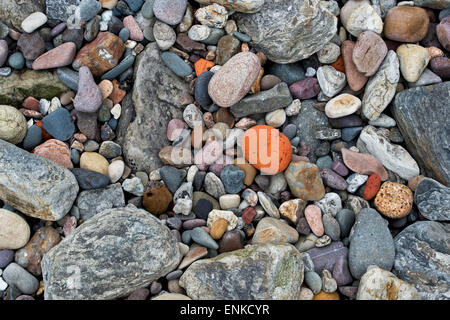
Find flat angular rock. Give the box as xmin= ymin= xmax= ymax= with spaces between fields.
xmin=234 ymin=0 xmax=337 ymax=64
xmin=0 ymin=140 xmax=78 ymax=221
xmin=305 ymin=241 xmax=348 ymax=274
xmin=116 ymin=43 xmax=190 ymax=173
xmin=179 ymin=243 xmax=304 ymax=299
xmin=46 ymin=0 xmax=82 ymax=21
xmin=414 ymin=178 xmax=450 ymax=221
xmin=42 ymin=205 xmax=181 ymax=300
xmin=393 ymin=221 xmax=450 ymax=300
xmin=392 ymin=82 xmax=450 ymax=185
xmin=76 ymin=183 xmax=125 ymax=221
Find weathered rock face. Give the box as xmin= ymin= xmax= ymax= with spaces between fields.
xmin=234 ymin=0 xmax=337 ymax=64
xmin=195 ymin=0 xmax=265 ymax=13
xmin=414 ymin=178 xmax=450 ymax=221
xmin=392 ymin=82 xmax=450 ymax=185
xmin=393 ymin=221 xmax=450 ymax=300
xmin=42 ymin=205 xmax=181 ymax=300
xmin=116 ymin=43 xmax=190 ymax=174
xmin=0 ymin=70 xmax=69 ymax=107
xmin=357 ymin=266 xmax=420 ymax=300
xmin=179 ymin=243 xmax=304 ymax=300
xmin=0 ymin=140 xmax=79 ymax=221
xmin=0 ymin=0 xmax=45 ymax=30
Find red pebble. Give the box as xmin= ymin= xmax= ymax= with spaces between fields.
xmin=363 ymin=174 xmax=381 ymax=200
xmin=242 ymin=207 xmax=256 ymax=224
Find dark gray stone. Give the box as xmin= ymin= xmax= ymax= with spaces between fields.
xmin=42 ymin=205 xmax=181 ymax=300
xmin=195 ymin=71 xmax=214 ymax=109
xmin=42 ymin=108 xmax=75 ymax=142
xmin=179 ymin=243 xmax=304 ymax=299
xmin=266 ymin=62 xmax=305 ymax=86
xmin=76 ymin=183 xmax=125 ymax=221
xmin=393 ymin=221 xmax=450 ymax=300
xmin=71 ymin=168 xmax=110 ymax=190
xmin=160 ymin=166 xmax=183 ymax=193
xmin=230 ymin=82 xmax=292 ymax=117
xmin=305 ymin=241 xmax=348 ymax=274
xmin=414 ymin=178 xmax=450 ymax=221
xmin=336 ymin=208 xmax=355 ymax=238
xmin=392 ymin=82 xmax=450 ymax=185
xmin=2 ymin=263 xmax=39 ymax=295
xmin=46 ymin=0 xmax=81 ymax=21
xmin=348 ymin=208 xmax=395 ymax=279
xmin=116 ymin=43 xmax=190 ymax=173
xmin=234 ymin=0 xmax=337 ymax=64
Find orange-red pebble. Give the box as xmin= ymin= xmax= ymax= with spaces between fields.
xmin=194 ymin=58 xmax=215 ymax=76
xmin=241 ymin=125 xmax=292 ymax=175
xmin=331 ymin=55 xmax=345 ymax=73
xmin=363 ymin=173 xmax=381 ymax=200
xmin=36 ymin=120 xmax=52 ymax=141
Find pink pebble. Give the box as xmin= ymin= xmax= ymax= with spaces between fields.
xmin=123 ymin=15 xmax=144 ymax=41
xmin=167 ymin=118 xmax=188 ymax=141
xmin=305 ymin=204 xmax=324 ymax=237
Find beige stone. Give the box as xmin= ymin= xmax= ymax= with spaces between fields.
xmin=0 ymin=209 xmax=30 ymax=250
xmin=80 ymin=152 xmax=110 ymax=175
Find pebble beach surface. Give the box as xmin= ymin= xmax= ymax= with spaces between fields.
xmin=0 ymin=0 xmax=449 ymax=301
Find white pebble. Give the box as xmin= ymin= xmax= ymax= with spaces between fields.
xmin=21 ymin=12 xmax=48 ymax=33
xmin=285 ymin=99 xmax=302 ymax=116
xmin=111 ymin=104 xmax=121 ymax=119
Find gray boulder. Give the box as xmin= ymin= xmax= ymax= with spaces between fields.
xmin=42 ymin=205 xmax=181 ymax=300
xmin=0 ymin=139 xmax=78 ymax=221
xmin=393 ymin=221 xmax=450 ymax=300
xmin=234 ymin=0 xmax=337 ymax=64
xmin=392 ymin=82 xmax=450 ymax=185
xmin=76 ymin=183 xmax=125 ymax=221
xmin=116 ymin=43 xmax=190 ymax=174
xmin=179 ymin=243 xmax=304 ymax=299
xmin=414 ymin=178 xmax=450 ymax=221
xmin=348 ymin=208 xmax=395 ymax=279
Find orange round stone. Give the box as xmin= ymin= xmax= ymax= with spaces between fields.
xmin=194 ymin=58 xmax=215 ymax=76
xmin=241 ymin=125 xmax=292 ymax=175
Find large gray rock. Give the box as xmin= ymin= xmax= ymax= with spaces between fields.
xmin=76 ymin=183 xmax=126 ymax=221
xmin=393 ymin=221 xmax=450 ymax=300
xmin=116 ymin=43 xmax=190 ymax=174
xmin=179 ymin=243 xmax=304 ymax=299
xmin=0 ymin=139 xmax=78 ymax=221
xmin=413 ymin=0 xmax=450 ymax=9
xmin=392 ymin=82 xmax=450 ymax=185
xmin=42 ymin=205 xmax=181 ymax=300
xmin=348 ymin=208 xmax=395 ymax=279
xmin=0 ymin=0 xmax=45 ymax=30
xmin=46 ymin=0 xmax=82 ymax=21
xmin=291 ymin=100 xmax=330 ymax=162
xmin=414 ymin=178 xmax=450 ymax=221
xmin=229 ymin=82 xmax=293 ymax=118
xmin=234 ymin=0 xmax=337 ymax=64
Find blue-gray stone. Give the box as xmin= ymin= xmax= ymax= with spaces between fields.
xmin=336 ymin=209 xmax=355 ymax=238
xmin=0 ymin=67 xmax=12 ymax=77
xmin=119 ymin=28 xmax=130 ymax=42
xmin=267 ymin=62 xmax=305 ymax=85
xmin=0 ymin=22 xmax=9 ymax=40
xmin=22 ymin=125 xmax=42 ymax=151
xmin=182 ymin=229 xmax=192 ymax=244
xmin=439 ymin=7 xmax=450 ymax=21
xmin=0 ymin=249 xmax=14 ymax=268
xmin=141 ymin=0 xmax=155 ymax=19
xmin=79 ymin=0 xmax=102 ymax=22
xmin=282 ymin=124 xmax=297 ymax=140
xmin=125 ymin=0 xmax=144 ymax=11
xmin=101 ymin=54 xmax=135 ymax=80
xmin=161 ymin=51 xmax=193 ymax=78
xmin=195 ymin=71 xmax=214 ymax=108
xmin=71 ymin=149 xmax=80 ymax=165
xmin=290 ymin=136 xmax=300 ymax=147
xmin=316 ymin=155 xmax=332 ymax=169
xmin=341 ymin=126 xmax=363 ymax=142
xmin=116 ymin=0 xmax=134 ymax=16
xmin=119 ymin=67 xmax=133 ymax=82
xmin=323 ymin=214 xmax=341 ymax=241
xmin=108 ymin=118 xmax=118 ymax=130
xmin=220 ymin=165 xmax=245 ymax=194
xmin=57 ymin=67 xmax=79 ymax=91
xmin=8 ymin=52 xmax=25 ymax=70
xmin=42 ymin=108 xmax=75 ymax=141
xmin=304 ymin=271 xmax=322 ymax=294
xmin=71 ymin=168 xmax=110 ymax=190
xmin=349 ymin=208 xmax=395 ymax=279
xmin=160 ymin=166 xmax=183 ymax=193
xmin=232 ymin=31 xmax=251 ymax=42
xmin=191 ymin=227 xmax=218 ymax=249
xmin=84 ymin=15 xmax=101 ymax=42
xmin=201 ymin=28 xmax=225 ymax=45
xmin=98 ymin=104 xmax=112 ymax=122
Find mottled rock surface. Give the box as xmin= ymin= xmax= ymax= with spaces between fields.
xmin=414 ymin=178 xmax=450 ymax=221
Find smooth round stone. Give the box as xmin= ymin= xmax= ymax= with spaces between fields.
xmin=143 ymin=181 xmax=172 ymax=214
xmin=41 ymin=108 xmax=75 ymax=141
xmin=195 ymin=71 xmax=214 ymax=108
xmin=191 ymin=227 xmax=218 ymax=249
xmin=267 ymin=63 xmax=305 ymax=86
xmin=352 ymin=31 xmax=387 ymax=77
xmin=220 ymin=165 xmax=245 ymax=194
xmin=260 ymin=74 xmax=282 ymax=91
xmin=32 ymin=41 xmax=77 ymax=70
xmin=2 ymin=263 xmax=39 ymax=295
xmin=0 ymin=105 xmax=28 ymax=145
xmin=289 ymin=77 xmax=320 ymax=100
xmin=0 ymin=40 xmax=8 ymax=67
xmin=208 ymin=52 xmax=261 ymax=107
xmin=0 ymin=209 xmax=30 ymax=250
xmin=119 ymin=28 xmax=130 ymax=43
xmin=320 ymin=168 xmax=348 ymax=191
xmin=331 ymin=161 xmax=349 ymax=177
xmin=22 ymin=125 xmax=42 ymax=151
xmin=98 ymin=104 xmax=111 ymax=122
xmin=195 ymin=141 xmax=223 ymax=167
xmin=332 ymin=255 xmax=353 ymax=286
xmin=396 ymin=44 xmax=431 ymax=83
xmin=80 ymin=152 xmax=109 ymax=175
xmin=215 ymin=34 xmax=241 ymax=66
xmin=153 ymin=21 xmax=176 ymax=50
xmin=437 ymin=17 xmax=450 ymax=51
xmin=342 ymin=126 xmax=363 ymax=142
xmin=219 ymin=194 xmax=240 ymax=210
xmin=183 ymin=219 xmax=206 ymax=230
xmin=204 ymin=172 xmax=226 ymax=199
xmin=305 ymin=271 xmax=322 ymax=294
xmin=315 ymin=156 xmax=332 ymax=169
xmin=374 ymin=181 xmax=413 ymax=219
xmin=71 ymin=168 xmax=110 ymax=190
xmin=74 ymin=67 xmax=103 ymax=113
xmin=305 ymin=205 xmax=324 ymax=237
xmin=282 ymin=124 xmax=297 ymax=140
xmin=161 ymin=51 xmax=193 ymax=77
xmin=153 ymin=0 xmax=187 ymax=25
xmin=336 ymin=209 xmax=355 ymax=238
xmin=430 ymin=56 xmax=450 ymax=80
xmin=141 ymin=0 xmax=155 ymax=18
xmin=218 ymin=229 xmax=243 ymax=253
xmin=193 ymin=198 xmax=213 ymax=220
xmin=188 ymin=24 xmax=211 ymax=41
xmin=71 ymin=149 xmax=80 ymax=165
xmin=8 ymin=52 xmax=25 ymax=70
xmin=265 ymin=109 xmax=286 ymax=128
xmin=0 ymin=249 xmax=14 ymax=268
xmin=21 ymin=12 xmax=48 ymax=33
xmin=317 ymin=42 xmax=340 ymax=64
xmin=325 ymin=94 xmax=361 ymax=120
xmin=384 ymin=6 xmax=429 ymax=43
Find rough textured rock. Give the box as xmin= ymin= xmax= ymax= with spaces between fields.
xmin=393 ymin=221 xmax=450 ymax=300
xmin=0 ymin=105 xmax=27 ymax=144
xmin=46 ymin=0 xmax=82 ymax=21
xmin=179 ymin=243 xmax=304 ymax=299
xmin=194 ymin=0 xmax=264 ymax=13
xmin=116 ymin=43 xmax=190 ymax=173
xmin=0 ymin=140 xmax=79 ymax=221
xmin=392 ymin=82 xmax=450 ymax=185
xmin=234 ymin=0 xmax=337 ymax=63
xmin=414 ymin=178 xmax=450 ymax=221
xmin=357 ymin=266 xmax=420 ymax=300
xmin=0 ymin=0 xmax=45 ymax=31
xmin=0 ymin=70 xmax=69 ymax=107
xmin=42 ymin=205 xmax=181 ymax=300
xmin=76 ymin=183 xmax=125 ymax=221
